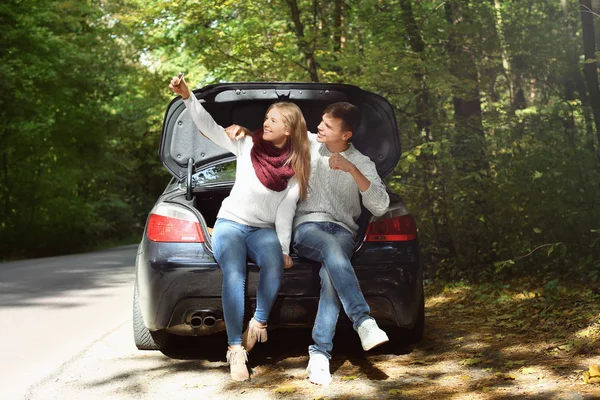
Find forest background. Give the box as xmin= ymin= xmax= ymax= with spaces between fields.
xmin=1 ymin=0 xmax=599 ymax=283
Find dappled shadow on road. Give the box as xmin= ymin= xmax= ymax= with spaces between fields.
xmin=72 ymin=279 xmax=599 ymax=399
xmin=161 ymin=325 xmax=413 ymax=369
xmin=163 ymin=281 xmax=598 ymax=399
xmin=0 ymin=245 xmax=137 ymax=308
xmin=390 ymin=281 xmax=600 ymax=399
xmin=161 ymin=332 xmax=229 ymax=362
xmin=77 ymin=326 xmax=418 ymax=399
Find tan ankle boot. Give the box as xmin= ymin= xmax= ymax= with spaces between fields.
xmin=226 ymin=346 xmax=249 ymax=381
xmin=241 ymin=318 xmax=268 ymax=353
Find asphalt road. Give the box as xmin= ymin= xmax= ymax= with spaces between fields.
xmin=0 ymin=245 xmax=404 ymax=400
xmin=0 ymin=245 xmax=138 ymax=400
xmin=5 ymin=246 xmax=590 ymax=400
xmin=0 ymin=245 xmax=324 ymax=400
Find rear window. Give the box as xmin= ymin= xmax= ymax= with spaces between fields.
xmin=193 ymin=160 xmax=236 ymax=186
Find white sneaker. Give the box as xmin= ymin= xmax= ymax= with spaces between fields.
xmin=306 ymin=353 xmax=332 ymax=385
xmin=357 ymin=318 xmax=389 ymax=351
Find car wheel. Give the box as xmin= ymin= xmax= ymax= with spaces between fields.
xmin=388 ymin=284 xmax=425 ymax=349
xmin=405 ymin=286 xmax=425 ymax=343
xmin=133 ymin=284 xmax=170 ymax=350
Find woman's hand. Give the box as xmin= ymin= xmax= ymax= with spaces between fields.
xmin=283 ymin=254 xmax=293 ymax=269
xmin=169 ymin=74 xmax=191 ymax=100
xmin=225 ymin=124 xmax=251 ymax=141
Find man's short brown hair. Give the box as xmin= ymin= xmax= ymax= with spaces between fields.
xmin=323 ymin=102 xmax=360 ymax=133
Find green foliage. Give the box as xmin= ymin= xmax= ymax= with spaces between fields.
xmin=0 ymin=0 xmax=598 ymax=283
xmin=391 ymin=98 xmax=600 ymax=280
xmin=0 ymin=0 xmax=169 ymax=258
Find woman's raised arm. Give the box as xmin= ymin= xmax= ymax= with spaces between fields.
xmin=169 ymin=75 xmax=242 ymax=155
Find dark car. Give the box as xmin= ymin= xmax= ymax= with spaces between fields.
xmin=133 ymin=82 xmax=424 ymax=351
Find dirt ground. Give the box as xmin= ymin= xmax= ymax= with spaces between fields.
xmin=26 ymin=279 xmax=598 ymax=400
xmin=198 ymin=280 xmax=600 ymax=399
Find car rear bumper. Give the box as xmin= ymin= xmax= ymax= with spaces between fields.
xmin=136 ymin=239 xmax=422 ymax=335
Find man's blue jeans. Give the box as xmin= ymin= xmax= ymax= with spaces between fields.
xmin=293 ymin=221 xmax=371 ymax=358
xmin=212 ymin=218 xmax=284 ymax=346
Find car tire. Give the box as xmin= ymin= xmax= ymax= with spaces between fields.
xmin=133 ymin=284 xmax=170 ymax=350
xmin=405 ymin=286 xmax=425 ymax=343
xmin=388 ymin=284 xmax=425 ymax=349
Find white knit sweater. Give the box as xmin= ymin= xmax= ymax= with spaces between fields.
xmin=183 ymin=96 xmax=299 ymax=255
xmin=293 ymin=134 xmax=390 ymax=235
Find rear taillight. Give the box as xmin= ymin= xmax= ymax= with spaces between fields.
xmin=147 ymin=204 xmax=205 ymax=243
xmin=365 ymin=214 xmax=417 ymax=242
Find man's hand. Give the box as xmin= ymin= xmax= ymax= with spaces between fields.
xmin=330 ymin=152 xmax=372 ymax=192
xmin=169 ymin=75 xmax=191 ymax=100
xmin=225 ymin=124 xmax=251 ymax=141
xmin=329 ymin=153 xmax=356 ymax=173
xmin=283 ymin=254 xmax=293 ymax=269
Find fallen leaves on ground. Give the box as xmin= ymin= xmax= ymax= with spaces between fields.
xmin=520 ymin=366 xmax=537 ymax=374
xmin=227 ymin=279 xmax=600 ymax=399
xmin=583 ymin=364 xmax=600 ymax=384
xmin=415 ymin=279 xmax=600 ymax=397
xmin=272 ymin=385 xmax=297 ymax=394
xmin=460 ymin=357 xmax=482 ymax=366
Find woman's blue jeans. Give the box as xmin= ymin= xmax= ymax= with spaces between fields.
xmin=212 ymin=218 xmax=284 ymax=346
xmin=292 ymin=221 xmax=371 ymax=358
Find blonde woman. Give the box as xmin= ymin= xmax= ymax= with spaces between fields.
xmin=169 ymin=76 xmax=310 ymax=381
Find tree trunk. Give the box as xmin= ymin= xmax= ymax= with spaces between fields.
xmin=592 ymin=0 xmax=600 ymax=52
xmin=1 ymin=149 xmax=8 ymax=227
xmin=444 ymin=0 xmax=485 ymax=169
xmin=400 ymin=0 xmax=430 ymax=138
xmin=287 ymin=0 xmax=319 ymax=82
xmin=400 ymin=0 xmax=458 ymax=257
xmin=333 ymin=0 xmax=343 ymax=52
xmin=580 ymin=0 xmax=600 ymax=158
xmin=493 ymin=0 xmax=514 ymax=107
xmin=563 ymin=0 xmax=595 ymax=152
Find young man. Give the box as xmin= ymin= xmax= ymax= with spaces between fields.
xmin=225 ymin=102 xmax=389 ymax=385
xmin=291 ymin=102 xmax=390 ymax=385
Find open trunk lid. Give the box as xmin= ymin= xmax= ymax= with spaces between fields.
xmin=159 ymin=82 xmax=401 ymax=180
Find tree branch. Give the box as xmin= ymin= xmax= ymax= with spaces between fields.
xmin=286 ymin=0 xmax=319 ymax=81
xmin=263 ymin=46 xmax=313 ymax=74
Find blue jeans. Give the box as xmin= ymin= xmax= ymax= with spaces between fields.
xmin=292 ymin=222 xmax=372 ymax=358
xmin=212 ymin=218 xmax=284 ymax=346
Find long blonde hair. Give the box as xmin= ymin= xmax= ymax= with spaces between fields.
xmin=267 ymin=102 xmax=310 ymax=201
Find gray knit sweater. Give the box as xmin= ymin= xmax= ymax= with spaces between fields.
xmin=293 ymin=134 xmax=390 ymax=235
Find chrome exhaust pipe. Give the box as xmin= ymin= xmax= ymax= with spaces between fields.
xmin=203 ymin=315 xmax=216 ymax=327
xmin=189 ymin=313 xmax=204 ymax=329
xmin=174 ymin=309 xmax=226 ymax=336
xmin=186 ymin=310 xmax=221 ymax=329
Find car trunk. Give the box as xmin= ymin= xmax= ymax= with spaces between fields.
xmin=189 ymin=180 xmax=385 ymax=252
xmin=160 ymin=82 xmax=402 ymax=246
xmin=193 ymin=186 xmax=230 ymax=232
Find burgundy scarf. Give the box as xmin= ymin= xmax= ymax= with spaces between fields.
xmin=250 ymin=129 xmax=294 ymax=192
